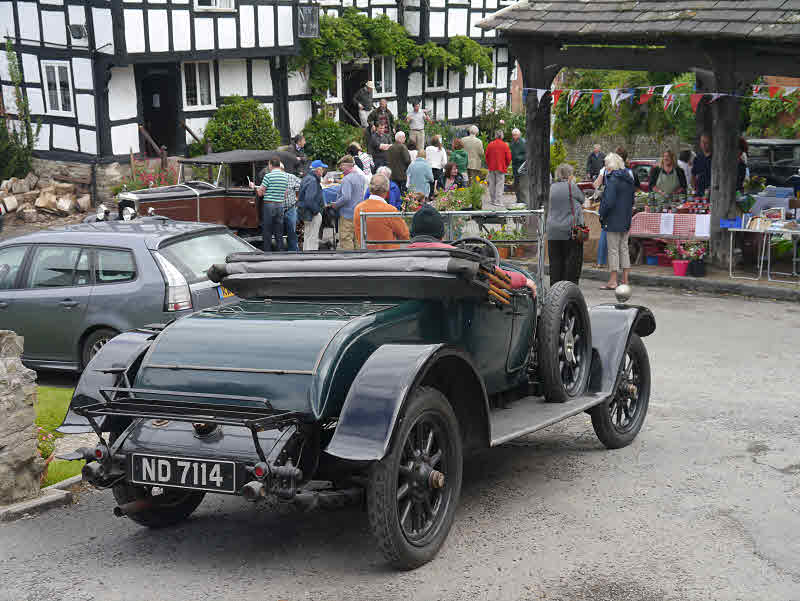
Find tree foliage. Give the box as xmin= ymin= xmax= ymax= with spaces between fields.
xmin=199 ymin=96 xmax=281 ymax=153
xmin=303 ymin=113 xmax=364 ymax=166
xmin=447 ymin=36 xmax=492 ymax=80
xmin=1 ymin=40 xmax=40 ymax=180
xmin=745 ymin=89 xmax=800 ymax=138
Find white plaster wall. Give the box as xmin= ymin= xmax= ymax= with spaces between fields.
xmin=172 ymin=10 xmax=191 ymax=52
xmin=79 ymin=129 xmax=96 ymax=155
xmin=218 ymin=18 xmax=237 ymax=49
xmin=42 ymin=10 xmax=67 ymax=47
xmin=277 ymin=6 xmax=293 ymax=46
xmin=194 ymin=18 xmax=214 ymax=51
xmin=435 ymin=98 xmax=445 ymax=120
xmin=469 ymin=12 xmax=482 ymax=37
xmin=258 ymin=6 xmax=274 ymax=47
xmin=497 ymin=65 xmax=507 ymax=87
xmin=111 ymin=122 xmax=140 ymax=155
xmin=497 ymin=46 xmax=508 ymax=64
xmin=261 ymin=103 xmax=275 ymax=122
xmin=239 ymin=5 xmax=255 ymax=48
xmin=448 ymin=8 xmax=468 ymax=37
xmin=408 ymin=72 xmax=423 ymax=97
xmin=52 ymin=124 xmax=78 ymax=152
xmin=495 ymin=92 xmax=507 ymax=108
xmin=388 ymin=99 xmax=398 ymax=116
xmin=22 ymin=54 xmax=39 ymax=83
xmin=2 ymin=85 xmax=16 ymax=113
xmin=218 ymin=59 xmax=247 ymax=97
xmin=430 ymin=12 xmax=445 ymax=37
xmin=71 ymin=58 xmax=92 ymax=90
xmin=465 ymin=65 xmax=474 ymax=88
xmin=184 ymin=117 xmax=209 ymax=144
xmin=18 ymin=2 xmax=40 ymax=42
xmin=287 ymin=70 xmax=310 ymax=96
xmin=448 ymin=97 xmax=459 ymax=120
xmin=385 ymin=8 xmax=397 ymax=21
xmin=124 ymin=9 xmax=145 ymax=53
xmin=68 ymin=5 xmax=88 ymax=48
xmin=430 ymin=0 xmax=445 ymax=7
xmin=27 ymin=88 xmax=44 ymax=115
xmin=0 ymin=2 xmax=13 ymax=38
xmin=148 ymin=10 xmax=169 ymax=52
xmin=93 ymin=8 xmax=114 ymax=54
xmin=108 ymin=65 xmax=138 ymax=122
xmin=76 ymin=93 xmax=95 ymax=126
xmin=462 ymin=95 xmax=473 ymax=119
xmin=35 ymin=124 xmax=49 ymax=151
xmin=288 ymin=100 xmax=312 ymax=137
xmin=448 ymin=70 xmax=460 ymax=92
xmin=404 ymin=10 xmax=420 ymax=36
xmin=252 ymin=59 xmax=273 ymax=97
xmin=470 ymin=0 xmax=481 ymax=7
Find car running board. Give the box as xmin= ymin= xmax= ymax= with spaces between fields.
xmin=489 ymin=392 xmax=610 ymax=446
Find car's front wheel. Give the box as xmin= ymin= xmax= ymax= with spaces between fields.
xmin=112 ymin=483 xmax=205 ymax=528
xmin=366 ymin=386 xmax=463 ymax=569
xmin=590 ymin=334 xmax=651 ymax=449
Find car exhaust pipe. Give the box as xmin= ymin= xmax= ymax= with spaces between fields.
xmin=113 ymin=499 xmax=154 ymax=517
xmin=241 ymin=481 xmax=265 ymax=502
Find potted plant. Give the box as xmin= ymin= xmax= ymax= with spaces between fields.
xmin=37 ymin=426 xmax=56 ymax=485
xmin=686 ymin=242 xmax=708 ymax=277
xmin=664 ymin=241 xmax=691 ymax=276
xmin=487 ymin=225 xmax=524 ymax=259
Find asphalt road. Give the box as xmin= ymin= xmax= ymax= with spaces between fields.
xmin=3 ymin=285 xmax=800 ymax=601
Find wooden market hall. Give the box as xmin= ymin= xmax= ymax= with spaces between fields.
xmin=479 ymin=1 xmax=800 ymax=265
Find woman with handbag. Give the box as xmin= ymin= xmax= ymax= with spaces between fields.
xmin=546 ymin=163 xmax=587 ymax=286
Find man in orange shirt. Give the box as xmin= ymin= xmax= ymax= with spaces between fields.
xmin=353 ymin=173 xmax=410 ymax=249
xmin=485 ymin=129 xmax=512 ymax=209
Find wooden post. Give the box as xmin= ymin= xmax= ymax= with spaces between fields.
xmin=160 ymin=145 xmax=167 ymax=170
xmin=694 ymin=69 xmax=714 ymax=150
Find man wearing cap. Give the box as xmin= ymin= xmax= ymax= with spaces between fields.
xmin=330 ymin=155 xmax=366 ymax=250
xmin=297 ymin=159 xmax=327 ymax=251
xmin=354 ymin=81 xmax=375 ymax=129
xmin=407 ymin=205 xmax=537 ymax=294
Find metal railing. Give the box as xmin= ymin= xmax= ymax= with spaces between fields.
xmin=358 ymin=208 xmax=545 ymax=278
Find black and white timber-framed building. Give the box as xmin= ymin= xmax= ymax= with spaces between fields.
xmin=0 ymin=0 xmax=516 ymax=167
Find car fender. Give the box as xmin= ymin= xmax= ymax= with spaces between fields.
xmin=57 ymin=328 xmax=158 ymax=433
xmin=325 ymin=344 xmax=490 ymax=461
xmin=588 ymin=304 xmax=655 ymax=394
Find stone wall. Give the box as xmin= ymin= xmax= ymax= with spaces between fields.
xmin=0 ymin=331 xmax=43 ymax=505
xmin=564 ymin=134 xmax=687 ymax=179
xmin=31 ymin=157 xmax=132 ymax=205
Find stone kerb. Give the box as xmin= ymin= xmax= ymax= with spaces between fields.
xmin=0 ymin=331 xmax=43 ymax=505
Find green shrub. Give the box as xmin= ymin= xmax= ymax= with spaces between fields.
xmin=550 ymin=139 xmax=567 ymax=175
xmin=200 ymin=96 xmax=281 ymax=153
xmin=1 ymin=40 xmax=39 ymax=179
xmin=303 ymin=114 xmax=364 ymax=166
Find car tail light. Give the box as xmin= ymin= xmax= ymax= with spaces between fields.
xmin=253 ymin=463 xmax=268 ymax=480
xmin=94 ymin=445 xmax=105 ymax=460
xmin=153 ymin=252 xmax=192 ymax=312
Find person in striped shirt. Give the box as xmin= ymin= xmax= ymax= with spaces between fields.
xmin=260 ymin=157 xmax=301 ymax=251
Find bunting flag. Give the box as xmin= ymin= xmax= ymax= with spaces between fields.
xmin=536 ymin=88 xmax=547 ymax=103
xmin=673 ymin=82 xmax=690 ymax=90
xmin=690 ymin=93 xmax=704 ymax=114
xmin=609 ymin=88 xmax=620 ymax=107
xmin=709 ymin=93 xmax=723 ymax=103
xmin=638 ymin=87 xmax=656 ymax=104
xmin=768 ymin=86 xmax=783 ymax=98
xmin=568 ymin=89 xmax=582 ymax=108
xmin=662 ymin=84 xmax=673 ymax=97
xmin=592 ymin=89 xmax=603 ymax=109
xmin=618 ymin=88 xmax=635 ymax=104
xmin=552 ymin=89 xmax=563 ymax=106
xmin=784 ymin=86 xmax=798 ymax=96
xmin=663 ymin=94 xmax=676 ymax=112
xmin=753 ymin=85 xmax=762 ymax=95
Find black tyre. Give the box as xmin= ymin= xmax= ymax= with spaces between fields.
xmin=537 ymin=281 xmax=592 ymax=403
xmin=591 ymin=334 xmax=651 ymax=449
xmin=81 ymin=328 xmax=118 ymax=369
xmin=367 ymin=386 xmax=463 ymax=570
xmin=112 ymin=483 xmax=205 ymax=528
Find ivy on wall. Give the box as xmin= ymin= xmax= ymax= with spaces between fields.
xmin=291 ymin=9 xmax=493 ymax=103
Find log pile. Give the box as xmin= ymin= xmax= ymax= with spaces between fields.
xmin=0 ymin=173 xmax=91 ymax=224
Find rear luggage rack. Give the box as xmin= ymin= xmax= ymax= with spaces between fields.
xmin=74 ymin=387 xmax=304 ymax=462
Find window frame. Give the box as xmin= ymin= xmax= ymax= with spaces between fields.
xmin=371 ymin=55 xmax=395 ymax=98
xmin=193 ymin=0 xmax=236 ymax=13
xmin=425 ymin=62 xmax=448 ymax=93
xmin=0 ymin=244 xmax=31 ymax=290
xmin=475 ymin=50 xmax=496 ymax=90
xmin=325 ymin=61 xmax=343 ymax=105
xmin=25 ymin=244 xmax=92 ymax=290
xmin=92 ymin=247 xmax=139 ymax=286
xmin=41 ymin=59 xmax=75 ymax=117
xmin=181 ymin=60 xmax=217 ymax=111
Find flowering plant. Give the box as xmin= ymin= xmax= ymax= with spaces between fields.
xmin=112 ymin=161 xmax=180 ymax=196
xmin=37 ymin=426 xmax=56 ymax=459
xmin=685 ymin=242 xmax=707 ymax=261
xmin=486 ymin=224 xmax=526 ymax=249
xmin=664 ymin=241 xmax=692 ymax=260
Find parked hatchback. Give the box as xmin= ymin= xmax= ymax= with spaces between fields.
xmin=0 ymin=218 xmax=254 ymax=371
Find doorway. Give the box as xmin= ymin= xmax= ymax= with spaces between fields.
xmin=135 ymin=63 xmax=179 ymax=156
xmin=341 ymin=62 xmax=370 ymax=127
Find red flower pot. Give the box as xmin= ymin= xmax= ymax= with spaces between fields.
xmin=672 ymin=259 xmax=689 ymax=276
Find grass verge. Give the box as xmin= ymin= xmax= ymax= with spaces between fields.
xmin=43 ymin=460 xmax=85 ymax=488
xmin=36 ymin=386 xmax=79 ymax=487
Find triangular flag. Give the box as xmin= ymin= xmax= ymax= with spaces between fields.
xmin=536 ymin=88 xmax=547 ymax=103
xmin=768 ymin=86 xmax=782 ymax=98
xmin=592 ymin=89 xmax=603 ymax=109
xmin=673 ymin=82 xmax=689 ymax=89
xmin=753 ymin=85 xmax=762 ymax=95
xmin=638 ymin=87 xmax=655 ymax=105
xmin=690 ymin=93 xmax=704 ymax=114
xmin=609 ymin=89 xmax=620 ymax=107
xmin=552 ymin=89 xmax=563 ymax=106
xmin=662 ymin=84 xmax=673 ymax=97
xmin=709 ymin=93 xmax=723 ymax=103
xmin=663 ymin=94 xmax=675 ymax=112
xmin=569 ymin=89 xmax=582 ymax=108
xmin=784 ymin=86 xmax=798 ymax=96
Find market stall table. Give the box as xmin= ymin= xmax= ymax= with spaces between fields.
xmin=763 ymin=227 xmax=800 ymax=282
xmin=727 ymin=227 xmax=768 ymax=281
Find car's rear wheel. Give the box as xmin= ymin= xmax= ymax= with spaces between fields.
xmin=537 ymin=281 xmax=592 ymax=403
xmin=112 ymin=483 xmax=205 ymax=528
xmin=366 ymin=386 xmax=463 ymax=569
xmin=81 ymin=328 xmax=118 ymax=369
xmin=591 ymin=334 xmax=651 ymax=449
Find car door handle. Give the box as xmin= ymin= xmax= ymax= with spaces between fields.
xmin=59 ymin=299 xmax=79 ymax=308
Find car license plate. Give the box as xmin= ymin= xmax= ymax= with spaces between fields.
xmin=217 ymin=285 xmax=235 ymax=299
xmin=130 ymin=454 xmax=236 ymax=493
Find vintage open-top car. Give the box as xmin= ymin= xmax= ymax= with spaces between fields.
xmin=59 ymin=237 xmax=655 ymax=569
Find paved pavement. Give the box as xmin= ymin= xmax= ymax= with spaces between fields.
xmin=3 ymin=285 xmax=800 ymax=601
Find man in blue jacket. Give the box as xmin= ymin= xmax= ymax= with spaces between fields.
xmin=297 ymin=159 xmax=327 ymax=251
